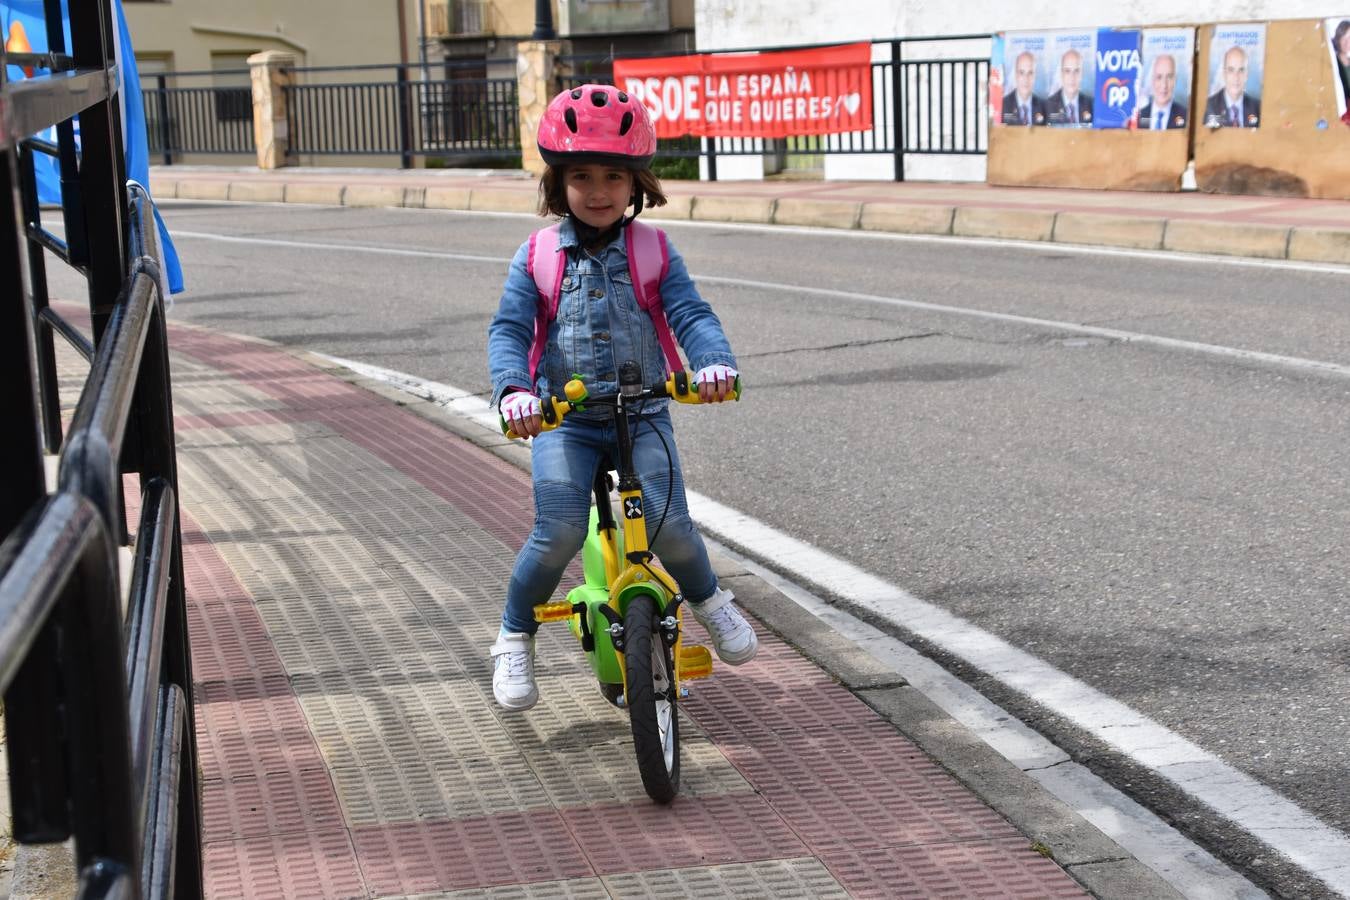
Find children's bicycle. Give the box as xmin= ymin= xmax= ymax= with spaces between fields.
xmin=504 ymin=362 xmax=740 ymax=803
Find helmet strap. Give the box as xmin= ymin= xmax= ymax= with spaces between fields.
xmin=615 ymin=187 xmax=643 ymax=229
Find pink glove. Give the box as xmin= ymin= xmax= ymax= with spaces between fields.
xmin=500 ymin=391 xmax=542 ymax=430
xmin=695 ymin=364 xmax=738 ymax=387
xmin=694 ymin=364 xmax=739 ymax=402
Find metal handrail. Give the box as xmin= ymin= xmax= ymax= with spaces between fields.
xmin=0 ymin=1 xmax=202 ymax=895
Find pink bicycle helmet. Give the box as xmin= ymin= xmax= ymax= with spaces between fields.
xmin=537 ymin=84 xmax=657 ymax=169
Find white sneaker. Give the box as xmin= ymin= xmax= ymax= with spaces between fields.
xmin=490 ymin=632 xmax=538 ymax=711
xmin=689 ymin=587 xmax=758 ymax=665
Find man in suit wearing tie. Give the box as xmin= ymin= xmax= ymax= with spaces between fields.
xmin=1045 ymin=49 xmax=1093 ymax=126
xmin=1138 ymin=53 xmax=1187 ymax=130
xmin=1001 ymin=51 xmax=1047 ymax=126
xmin=1204 ymin=45 xmax=1261 ymax=128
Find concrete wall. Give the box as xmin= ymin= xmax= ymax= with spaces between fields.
xmin=694 ymin=0 xmax=1340 ymax=49
xmin=481 ymin=0 xmax=688 ymax=37
xmin=124 ymin=0 xmax=420 ymax=71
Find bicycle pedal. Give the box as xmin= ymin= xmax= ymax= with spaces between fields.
xmin=676 ymin=644 xmax=713 ymax=680
xmin=533 ymin=600 xmax=575 ymax=623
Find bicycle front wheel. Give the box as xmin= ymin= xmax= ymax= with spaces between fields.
xmin=624 ymin=593 xmax=680 ymax=803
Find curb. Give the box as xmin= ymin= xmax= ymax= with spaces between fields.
xmin=153 ymin=173 xmax=1350 ymax=267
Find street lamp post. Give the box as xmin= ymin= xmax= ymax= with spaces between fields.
xmin=532 ymin=0 xmax=556 ymax=40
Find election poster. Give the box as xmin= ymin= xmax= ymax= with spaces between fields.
xmin=999 ymin=31 xmax=1049 ymax=126
xmin=613 ymin=42 xmax=872 ymax=139
xmin=1045 ymin=30 xmax=1096 ymax=127
xmin=1091 ymin=29 xmax=1138 ymax=129
xmin=1138 ymin=29 xmax=1194 ymax=131
xmin=1203 ymin=24 xmax=1265 ymax=129
xmin=1327 ymin=17 xmax=1350 ymax=126
xmin=989 ymin=33 xmax=1006 ymax=126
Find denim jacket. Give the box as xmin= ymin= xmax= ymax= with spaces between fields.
xmin=488 ymin=217 xmax=737 ymax=414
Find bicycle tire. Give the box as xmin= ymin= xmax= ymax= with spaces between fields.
xmin=624 ymin=594 xmax=680 ymax=803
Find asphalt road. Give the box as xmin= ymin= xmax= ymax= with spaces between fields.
xmin=54 ymin=200 xmax=1350 ymax=897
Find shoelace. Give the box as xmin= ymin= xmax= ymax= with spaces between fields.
xmin=705 ymin=606 xmax=744 ymax=636
xmin=498 ymin=651 xmax=531 ymax=678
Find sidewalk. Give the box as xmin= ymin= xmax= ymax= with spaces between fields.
xmin=150 ymin=164 xmax=1350 ymax=265
xmin=50 ymin=302 xmax=1192 ymax=899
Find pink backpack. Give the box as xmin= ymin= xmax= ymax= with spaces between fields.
xmin=525 ymin=219 xmax=683 ymax=381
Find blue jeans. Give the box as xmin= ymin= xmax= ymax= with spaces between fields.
xmin=502 ymin=407 xmax=718 ymax=635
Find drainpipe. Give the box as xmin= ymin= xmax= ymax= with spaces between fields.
xmin=532 ymin=0 xmax=556 ymax=39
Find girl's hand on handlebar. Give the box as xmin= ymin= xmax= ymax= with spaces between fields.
xmin=501 ymin=390 xmax=544 ymax=438
xmin=695 ymin=364 xmax=739 ymax=403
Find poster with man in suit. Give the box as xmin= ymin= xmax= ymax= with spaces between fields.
xmin=1045 ymin=30 xmax=1096 ymax=127
xmin=1137 ymin=29 xmax=1193 ymax=130
xmin=1327 ymin=17 xmax=1350 ymax=126
xmin=999 ymin=32 xmax=1049 ymax=126
xmin=1204 ymin=25 xmax=1265 ymax=129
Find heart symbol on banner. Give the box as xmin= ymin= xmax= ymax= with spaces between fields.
xmin=841 ymin=93 xmax=862 ymax=115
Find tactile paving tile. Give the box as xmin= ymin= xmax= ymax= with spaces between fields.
xmin=564 ymin=793 xmax=806 ymax=875
xmin=182 ymin=442 xmax=311 ymax=502
xmin=350 ymin=811 xmax=593 ymax=896
xmin=331 ymin=753 xmax=550 ymax=826
xmin=819 ymin=838 xmax=1089 ymax=899
xmin=524 ymin=735 xmax=750 ymax=807
xmin=685 ymin=672 xmax=899 ymax=744
xmin=417 ymin=877 xmax=612 ymax=899
xmin=721 ymin=720 xmax=1016 ymax=854
xmin=601 ymin=857 xmax=850 ymax=899
xmin=203 ymin=828 xmax=367 ymax=900
xmin=313 ymin=404 xmax=539 ymax=551
xmin=254 ymin=590 xmax=462 ymax=679
xmin=195 ymin=675 xmax=329 ymax=782
xmin=290 ymin=668 xmax=517 ymax=769
xmin=187 ymin=600 xmax=288 ymax=684
xmin=172 ymin=378 xmax=291 ymax=418
xmin=182 ymin=516 xmax=254 ymax=604
xmin=490 ymin=674 xmax=634 ymax=751
xmin=201 ymin=767 xmax=345 ymax=842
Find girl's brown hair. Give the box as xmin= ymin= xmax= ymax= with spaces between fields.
xmin=537 ymin=165 xmax=668 ymax=218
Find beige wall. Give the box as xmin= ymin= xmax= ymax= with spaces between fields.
xmin=124 ymin=0 xmax=420 ymax=72
xmin=470 ymin=0 xmax=688 ymax=38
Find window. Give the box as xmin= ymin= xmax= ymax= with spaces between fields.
xmin=211 ymin=51 xmax=255 ymax=122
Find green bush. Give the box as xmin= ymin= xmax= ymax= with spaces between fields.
xmin=652 ymin=155 xmax=699 ymax=180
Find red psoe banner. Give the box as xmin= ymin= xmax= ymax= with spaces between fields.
xmin=613 ymin=42 xmax=874 ymax=139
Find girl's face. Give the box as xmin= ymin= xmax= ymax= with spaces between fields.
xmin=1339 ymin=31 xmax=1350 ymax=58
xmin=565 ymin=165 xmax=633 ymax=229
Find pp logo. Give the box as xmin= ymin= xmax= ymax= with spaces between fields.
xmin=1099 ymin=77 xmax=1130 ymax=108
xmin=624 ymin=497 xmax=643 ymax=519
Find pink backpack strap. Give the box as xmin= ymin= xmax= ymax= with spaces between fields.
xmin=625 ymin=221 xmax=683 ymax=374
xmin=525 ymin=225 xmax=566 ymax=380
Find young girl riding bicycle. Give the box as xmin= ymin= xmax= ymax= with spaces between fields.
xmin=486 ymin=84 xmax=757 ymax=711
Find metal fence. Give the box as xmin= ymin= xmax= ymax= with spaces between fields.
xmin=142 ymin=69 xmax=256 ymax=162
xmin=285 ymin=62 xmax=521 ymax=166
xmin=559 ymin=34 xmax=990 ymax=179
xmin=142 ymin=34 xmax=989 ymax=178
xmin=2 ymin=1 xmax=202 ymax=896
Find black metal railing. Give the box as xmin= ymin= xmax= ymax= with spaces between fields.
xmin=141 ymin=69 xmax=256 ymax=163
xmin=1 ymin=0 xmax=202 ymax=896
xmin=558 ymin=33 xmax=991 ymax=179
xmin=285 ymin=62 xmax=520 ymax=166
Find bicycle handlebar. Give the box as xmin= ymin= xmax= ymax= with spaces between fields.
xmin=502 ymin=370 xmax=741 ymax=440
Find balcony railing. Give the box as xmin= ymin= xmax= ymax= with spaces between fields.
xmin=427 ymin=0 xmax=489 ymax=37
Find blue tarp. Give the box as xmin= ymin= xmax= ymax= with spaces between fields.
xmin=3 ymin=0 xmax=184 ymax=293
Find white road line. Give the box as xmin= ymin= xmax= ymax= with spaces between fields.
xmin=175 ymin=228 xmax=1350 ymax=381
xmin=324 ymin=355 xmax=1346 ymax=899
xmin=164 ymin=199 xmax=1350 ymax=276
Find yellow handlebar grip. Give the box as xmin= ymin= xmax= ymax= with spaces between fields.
xmin=502 ymin=395 xmax=575 ymax=439
xmin=665 ymin=371 xmax=742 ymax=403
